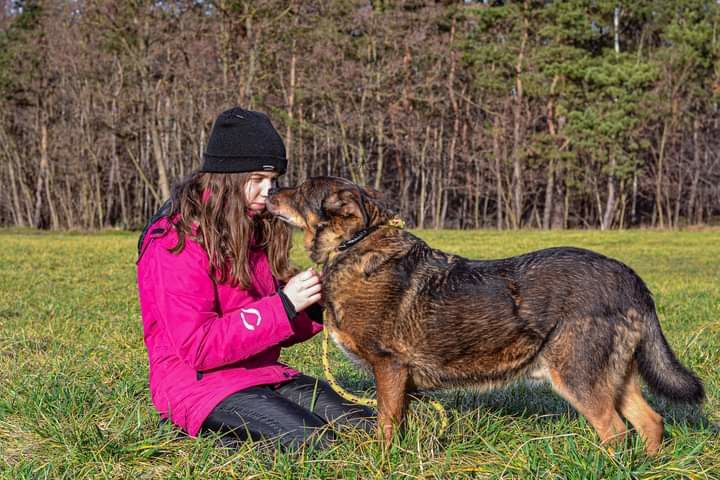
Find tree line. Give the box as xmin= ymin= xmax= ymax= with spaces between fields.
xmin=1 ymin=0 xmax=718 ymax=230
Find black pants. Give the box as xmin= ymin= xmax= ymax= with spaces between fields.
xmin=201 ymin=374 xmax=375 ymax=450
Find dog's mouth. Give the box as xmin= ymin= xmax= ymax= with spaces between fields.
xmin=266 ymin=202 xmax=289 ymax=221
xmin=266 ymin=205 xmax=305 ymax=228
xmin=272 ymin=213 xmax=292 ymax=224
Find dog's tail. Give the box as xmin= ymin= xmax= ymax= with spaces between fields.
xmin=635 ymin=309 xmax=704 ymax=404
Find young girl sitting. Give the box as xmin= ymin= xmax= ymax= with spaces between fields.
xmin=136 ymin=107 xmax=374 ymax=450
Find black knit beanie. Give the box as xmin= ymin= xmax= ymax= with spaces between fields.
xmin=201 ymin=107 xmax=287 ymax=174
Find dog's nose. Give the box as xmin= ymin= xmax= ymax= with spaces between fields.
xmin=268 ymin=187 xmax=279 ymax=196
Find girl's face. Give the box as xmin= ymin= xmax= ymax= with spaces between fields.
xmin=245 ymin=171 xmax=280 ymax=213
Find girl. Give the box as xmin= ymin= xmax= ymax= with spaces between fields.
xmin=136 ymin=107 xmax=374 ymax=450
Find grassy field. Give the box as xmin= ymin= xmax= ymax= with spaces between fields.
xmin=0 ymin=229 xmax=718 ymax=479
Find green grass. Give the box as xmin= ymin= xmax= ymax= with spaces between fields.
xmin=1 ymin=229 xmax=718 ymax=479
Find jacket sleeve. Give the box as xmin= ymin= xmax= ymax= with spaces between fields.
xmin=280 ymin=309 xmax=323 ymax=348
xmin=138 ymin=238 xmax=295 ymax=372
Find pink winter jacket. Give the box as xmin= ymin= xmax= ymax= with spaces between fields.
xmin=136 ymin=216 xmax=323 ymax=437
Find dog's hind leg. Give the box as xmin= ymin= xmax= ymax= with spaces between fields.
xmin=373 ymin=358 xmax=411 ymax=448
xmin=616 ymin=367 xmax=664 ymax=455
xmin=540 ymin=310 xmax=657 ymax=451
xmin=542 ymin=315 xmax=636 ymax=449
xmin=548 ymin=367 xmax=628 ymax=448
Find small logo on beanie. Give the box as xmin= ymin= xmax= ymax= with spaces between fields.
xmin=262 ymin=165 xmax=275 ymax=171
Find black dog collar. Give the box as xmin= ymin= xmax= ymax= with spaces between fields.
xmin=337 ymin=226 xmax=379 ymax=251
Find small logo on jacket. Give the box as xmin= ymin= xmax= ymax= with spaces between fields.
xmin=241 ymin=308 xmax=262 ymax=331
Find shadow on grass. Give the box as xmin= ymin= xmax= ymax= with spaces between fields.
xmin=653 ymin=399 xmax=719 ymax=433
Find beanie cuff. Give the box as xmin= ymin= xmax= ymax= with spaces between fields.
xmin=201 ymin=154 xmax=287 ymax=174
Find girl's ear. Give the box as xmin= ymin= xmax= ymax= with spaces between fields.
xmin=322 ymin=189 xmax=362 ymax=219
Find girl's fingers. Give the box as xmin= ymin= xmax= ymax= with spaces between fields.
xmin=304 ymin=283 xmax=322 ymax=295
xmin=295 ymin=269 xmax=314 ymax=283
xmin=307 ymin=293 xmax=322 ymax=304
xmin=302 ymin=275 xmax=321 ymax=288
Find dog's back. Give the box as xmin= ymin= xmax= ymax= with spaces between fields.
xmin=365 ymin=240 xmax=647 ymax=387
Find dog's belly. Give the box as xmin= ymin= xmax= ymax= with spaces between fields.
xmin=408 ymin=356 xmax=551 ymax=391
xmin=394 ymin=327 xmax=549 ymax=391
xmin=328 ymin=322 xmax=552 ymax=395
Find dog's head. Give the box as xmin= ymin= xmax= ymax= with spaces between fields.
xmin=267 ymin=176 xmax=397 ymax=264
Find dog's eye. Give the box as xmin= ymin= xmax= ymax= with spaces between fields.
xmin=316 ymin=223 xmax=327 ymax=232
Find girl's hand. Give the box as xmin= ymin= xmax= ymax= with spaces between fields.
xmin=283 ymin=268 xmax=322 ymax=312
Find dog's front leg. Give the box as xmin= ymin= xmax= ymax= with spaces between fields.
xmin=373 ymin=358 xmax=410 ymax=448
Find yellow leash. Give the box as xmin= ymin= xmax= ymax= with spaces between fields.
xmin=321 ymin=316 xmax=449 ymax=435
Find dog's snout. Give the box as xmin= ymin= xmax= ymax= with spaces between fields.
xmin=268 ymin=187 xmax=279 ymax=197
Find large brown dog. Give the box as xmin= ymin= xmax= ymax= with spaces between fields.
xmin=267 ymin=176 xmax=704 ymax=454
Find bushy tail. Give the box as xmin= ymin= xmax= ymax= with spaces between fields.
xmin=635 ymin=311 xmax=705 ymax=403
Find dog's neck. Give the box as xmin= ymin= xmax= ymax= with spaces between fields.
xmin=336 ymin=216 xmax=405 ymax=252
xmin=337 ymin=225 xmax=379 ymax=251
xmin=319 ymin=217 xmax=407 ymax=271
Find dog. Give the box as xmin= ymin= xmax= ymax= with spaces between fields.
xmin=266 ymin=176 xmax=704 ymax=455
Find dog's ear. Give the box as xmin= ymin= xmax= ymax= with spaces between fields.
xmin=360 ymin=185 xmax=395 ymax=219
xmin=361 ymin=186 xmax=385 ymax=202
xmin=322 ymin=189 xmax=362 ymax=219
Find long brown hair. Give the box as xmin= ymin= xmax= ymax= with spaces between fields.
xmin=168 ymin=171 xmax=297 ymax=288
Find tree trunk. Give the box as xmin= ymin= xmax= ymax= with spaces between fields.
xmin=543 ymin=74 xmax=561 ymax=230
xmin=542 ymin=160 xmax=555 ymax=230
xmin=655 ymin=121 xmax=669 ymax=228
xmin=601 ymin=154 xmax=617 ymax=230
xmin=240 ymin=3 xmax=258 ymax=105
xmin=602 ymin=8 xmax=621 ymax=232
xmin=631 ymin=165 xmax=638 ymax=225
xmin=618 ymin=179 xmax=626 ymax=229
xmin=59 ymin=176 xmax=75 ymax=229
xmin=493 ymin=121 xmax=503 ymax=230
xmin=474 ymin=157 xmax=481 ymax=228
xmin=550 ymin=174 xmax=565 ymax=230
xmin=33 ymin=122 xmax=49 ymax=228
xmin=297 ymin=104 xmax=306 ymax=183
xmin=673 ymin=171 xmax=683 ymax=229
xmin=418 ymin=126 xmax=431 ymax=229
xmin=286 ymin=43 xmax=296 ymax=182
xmin=126 ymin=145 xmax=161 ymax=205
xmin=374 ymin=116 xmax=384 ymax=190
xmin=3 ymin=139 xmax=25 ymax=227
xmin=105 ymin=128 xmax=118 ymax=226
xmin=511 ymin=0 xmax=529 ymax=229
xmin=44 ymin=144 xmax=60 ymax=230
xmin=149 ymin=91 xmax=171 ymax=201
xmin=432 ymin=125 xmax=444 ymax=229
xmin=8 ymin=163 xmax=22 ymax=226
xmin=687 ymin=119 xmax=701 ymax=223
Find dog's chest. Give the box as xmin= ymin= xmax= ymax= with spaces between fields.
xmin=328 ymin=327 xmax=372 ymax=372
